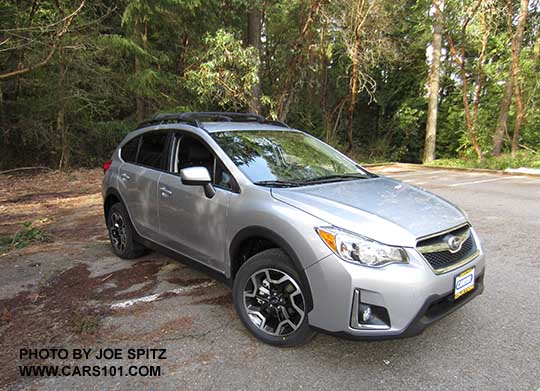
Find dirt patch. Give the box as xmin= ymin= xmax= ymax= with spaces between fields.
xmin=5 ymin=191 xmax=80 ymax=204
xmin=180 ymin=351 xmax=218 ymax=368
xmin=0 ymin=168 xmax=236 ymax=389
xmin=193 ymin=351 xmax=217 ymax=365
xmin=164 ymin=277 xmax=214 ymax=287
xmin=0 ymin=168 xmax=102 ymax=240
xmin=104 ymin=261 xmax=163 ymax=299
xmin=0 ymin=169 xmax=102 ymax=204
xmin=194 ymin=293 xmax=233 ymax=307
xmin=0 ymin=259 xmax=163 ymax=386
xmin=101 ymin=314 xmax=196 ymax=344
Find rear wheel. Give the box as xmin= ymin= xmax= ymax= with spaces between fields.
xmin=107 ymin=202 xmax=146 ymax=259
xmin=233 ymin=248 xmax=316 ymax=346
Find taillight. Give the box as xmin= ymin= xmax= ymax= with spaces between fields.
xmin=103 ymin=160 xmax=112 ymax=173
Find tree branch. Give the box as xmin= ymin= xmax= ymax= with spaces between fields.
xmin=0 ymin=0 xmax=85 ymax=80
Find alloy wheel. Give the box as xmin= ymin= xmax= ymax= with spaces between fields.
xmin=109 ymin=211 xmax=127 ymax=252
xmin=243 ymin=268 xmax=305 ymax=337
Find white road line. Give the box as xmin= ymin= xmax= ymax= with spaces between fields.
xmin=448 ymin=176 xmax=519 ymax=187
xmin=402 ymin=179 xmax=427 ymax=185
xmin=402 ymin=180 xmax=427 ymax=186
xmin=111 ymin=281 xmax=215 ymax=309
xmin=390 ymin=170 xmax=447 ymax=178
xmin=459 ymin=172 xmax=486 ymax=176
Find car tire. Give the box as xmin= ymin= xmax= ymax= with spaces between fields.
xmin=233 ymin=248 xmax=316 ymax=347
xmin=107 ymin=202 xmax=146 ymax=259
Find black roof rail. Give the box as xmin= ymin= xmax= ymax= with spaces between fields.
xmin=178 ymin=112 xmax=290 ymax=128
xmin=136 ymin=113 xmax=201 ymax=130
xmin=179 ymin=112 xmax=265 ymax=123
xmin=136 ymin=111 xmax=290 ymax=130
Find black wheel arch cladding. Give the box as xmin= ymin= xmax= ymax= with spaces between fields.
xmin=229 ymin=226 xmax=314 ymax=312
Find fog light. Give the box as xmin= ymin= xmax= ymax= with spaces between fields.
xmin=362 ymin=305 xmax=372 ymax=322
xmin=351 ymin=290 xmax=391 ymax=329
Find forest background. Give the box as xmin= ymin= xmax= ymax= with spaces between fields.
xmin=1 ymin=0 xmax=539 ymax=171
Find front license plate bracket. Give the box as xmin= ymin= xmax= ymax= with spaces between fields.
xmin=454 ymin=268 xmax=475 ymax=299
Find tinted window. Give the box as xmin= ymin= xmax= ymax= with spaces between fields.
xmin=121 ymin=137 xmax=140 ymax=163
xmin=212 ymin=131 xmax=365 ymax=183
xmin=173 ymin=135 xmax=237 ymax=192
xmin=138 ymin=132 xmax=168 ymax=169
xmin=215 ymin=160 xmax=234 ymax=190
xmin=177 ymin=137 xmax=215 ymax=177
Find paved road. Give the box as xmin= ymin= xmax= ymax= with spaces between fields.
xmin=4 ymin=166 xmax=540 ymax=391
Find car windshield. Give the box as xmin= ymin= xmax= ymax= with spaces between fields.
xmin=212 ymin=130 xmax=369 ymax=185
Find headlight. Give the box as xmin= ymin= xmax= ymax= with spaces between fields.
xmin=316 ymin=226 xmax=408 ymax=267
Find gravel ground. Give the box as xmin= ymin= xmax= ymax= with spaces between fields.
xmin=0 ymin=166 xmax=538 ymax=391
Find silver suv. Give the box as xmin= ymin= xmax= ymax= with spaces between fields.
xmin=102 ymin=112 xmax=485 ymax=346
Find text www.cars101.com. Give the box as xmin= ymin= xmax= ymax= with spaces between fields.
xmin=19 ymin=365 xmax=161 ymax=377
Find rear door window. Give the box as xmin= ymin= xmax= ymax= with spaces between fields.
xmin=137 ymin=132 xmax=168 ymax=169
xmin=121 ymin=137 xmax=140 ymax=163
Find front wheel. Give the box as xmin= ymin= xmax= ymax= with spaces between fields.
xmin=233 ymin=249 xmax=316 ymax=346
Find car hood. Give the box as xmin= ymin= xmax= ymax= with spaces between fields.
xmin=271 ymin=177 xmax=467 ymax=248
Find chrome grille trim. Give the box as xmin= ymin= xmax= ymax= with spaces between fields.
xmin=416 ymin=224 xmax=479 ymax=274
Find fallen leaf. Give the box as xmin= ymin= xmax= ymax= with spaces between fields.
xmin=2 ymin=307 xmax=11 ymax=322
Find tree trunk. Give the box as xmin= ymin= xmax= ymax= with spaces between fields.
xmin=276 ymin=0 xmax=321 ymax=121
xmin=319 ymin=27 xmax=331 ymax=143
xmin=247 ymin=7 xmax=263 ymax=114
xmin=346 ymin=39 xmax=360 ymax=153
xmin=491 ymin=76 xmax=513 ymax=156
xmin=0 ymin=82 xmax=4 ymax=128
xmin=510 ymin=0 xmax=529 ymax=157
xmin=511 ymin=76 xmax=524 ymax=157
xmin=460 ymin=70 xmax=483 ymax=160
xmin=57 ymin=49 xmax=69 ymax=170
xmin=444 ymin=1 xmax=485 ymax=161
xmin=423 ymin=0 xmax=443 ymax=164
xmin=492 ymin=0 xmax=529 ymax=156
xmin=346 ymin=0 xmax=364 ymax=153
xmin=134 ymin=20 xmax=148 ymax=123
xmin=135 ymin=56 xmax=144 ymax=123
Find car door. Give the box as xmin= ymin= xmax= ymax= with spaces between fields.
xmin=117 ymin=130 xmax=169 ymax=241
xmin=157 ymin=131 xmax=235 ymax=272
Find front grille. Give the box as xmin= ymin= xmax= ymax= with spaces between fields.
xmin=417 ymin=225 xmax=478 ymax=272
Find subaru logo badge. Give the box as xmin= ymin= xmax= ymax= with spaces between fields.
xmin=447 ymin=235 xmax=463 ymax=253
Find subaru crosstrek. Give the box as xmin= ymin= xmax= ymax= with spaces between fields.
xmin=102 ymin=112 xmax=485 ymax=346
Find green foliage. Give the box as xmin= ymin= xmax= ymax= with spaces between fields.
xmin=184 ymin=30 xmax=261 ymax=110
xmin=6 ymin=222 xmax=51 ymax=252
xmin=1 ymin=0 xmax=540 ymax=169
xmin=72 ymin=313 xmax=99 ymax=334
xmin=99 ymin=35 xmax=158 ymax=62
xmin=428 ymin=151 xmax=540 ymax=170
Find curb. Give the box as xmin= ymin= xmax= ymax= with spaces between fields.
xmin=364 ymin=162 xmax=540 ymax=178
xmin=361 ymin=162 xmax=397 ymax=167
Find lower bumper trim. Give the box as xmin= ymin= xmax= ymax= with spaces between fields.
xmin=315 ymin=272 xmax=484 ymax=341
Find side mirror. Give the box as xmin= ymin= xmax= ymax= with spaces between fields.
xmin=179 ymin=166 xmax=216 ymax=198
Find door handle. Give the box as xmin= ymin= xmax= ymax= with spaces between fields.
xmin=120 ymin=173 xmax=131 ymax=181
xmin=160 ymin=186 xmax=173 ymax=197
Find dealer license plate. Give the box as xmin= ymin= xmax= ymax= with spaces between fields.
xmin=454 ymin=268 xmax=475 ymax=299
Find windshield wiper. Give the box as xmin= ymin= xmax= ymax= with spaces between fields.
xmin=300 ymin=173 xmax=369 ymax=184
xmin=254 ymin=180 xmax=302 ymax=188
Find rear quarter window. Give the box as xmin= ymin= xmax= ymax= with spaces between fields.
xmin=121 ymin=137 xmax=140 ymax=163
xmin=137 ymin=132 xmax=168 ymax=169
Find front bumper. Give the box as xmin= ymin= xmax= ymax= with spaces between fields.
xmin=304 ymin=243 xmax=485 ymax=338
